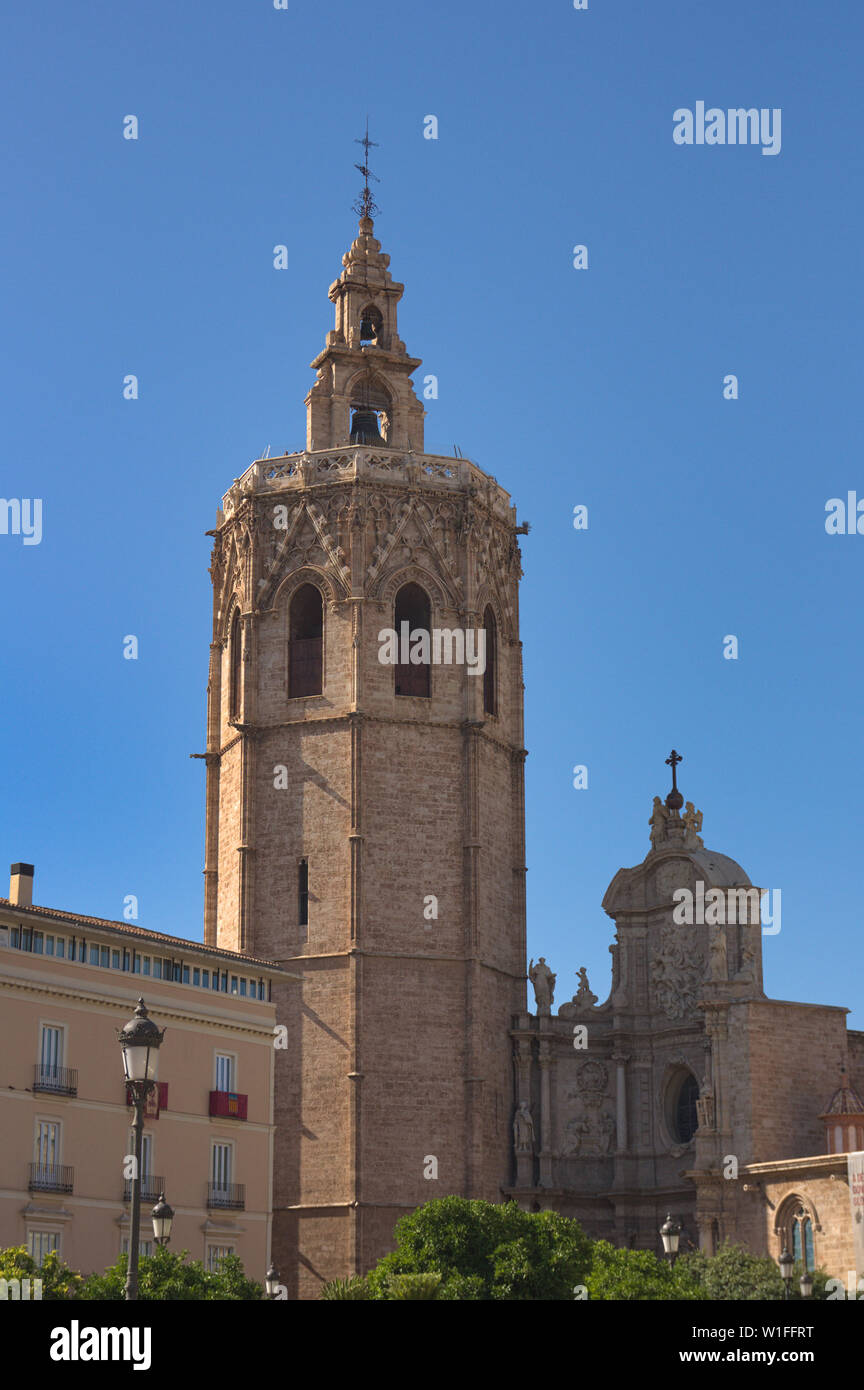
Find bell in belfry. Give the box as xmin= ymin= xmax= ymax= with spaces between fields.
xmin=360 ymin=314 xmax=379 ymax=343
xmin=349 ymin=407 xmax=385 ymax=445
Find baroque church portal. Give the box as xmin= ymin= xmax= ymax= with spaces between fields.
xmin=203 ymin=209 xmax=863 ymax=1297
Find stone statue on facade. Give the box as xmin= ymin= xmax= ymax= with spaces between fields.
xmin=598 ymin=1111 xmax=616 ymax=1155
xmin=562 ymin=1114 xmax=590 ymax=1156
xmin=513 ymin=1100 xmax=535 ymax=1153
xmin=736 ymin=929 xmax=757 ymax=981
xmin=709 ymin=925 xmax=728 ymax=981
xmin=574 ymin=966 xmax=597 ymax=1008
xmin=695 ymin=1074 xmax=715 ymax=1131
xmin=559 ymin=967 xmax=599 ymax=1019
xmin=528 ymin=957 xmax=556 ymax=1014
xmin=649 ymin=796 xmax=669 ymax=847
xmin=683 ymin=801 xmax=705 ymax=848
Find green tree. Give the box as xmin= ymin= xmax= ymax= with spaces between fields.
xmin=678 ymin=1242 xmax=830 ymax=1301
xmin=387 ymin=1273 xmax=442 ymax=1300
xmin=586 ymin=1241 xmax=707 ymax=1301
xmin=81 ymin=1247 xmax=262 ymax=1301
xmin=364 ymin=1197 xmax=593 ymax=1301
xmin=319 ymin=1275 xmax=371 ymax=1300
xmin=0 ymin=1245 xmax=83 ymax=1301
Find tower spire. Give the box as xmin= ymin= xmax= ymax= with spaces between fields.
xmin=353 ymin=120 xmax=380 ymax=221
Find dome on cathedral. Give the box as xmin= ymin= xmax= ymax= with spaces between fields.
xmin=688 ymin=848 xmax=752 ymax=888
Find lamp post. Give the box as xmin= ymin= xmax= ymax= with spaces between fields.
xmin=118 ymin=998 xmax=165 ymax=1301
xmin=660 ymin=1213 xmax=682 ymax=1267
xmin=151 ymin=1192 xmax=174 ymax=1248
xmin=265 ymin=1264 xmax=281 ymax=1300
xmin=778 ymin=1246 xmax=794 ymax=1300
xmin=799 ymin=1268 xmax=814 ymax=1300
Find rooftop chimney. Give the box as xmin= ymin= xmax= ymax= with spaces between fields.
xmin=9 ymin=863 xmax=34 ymax=907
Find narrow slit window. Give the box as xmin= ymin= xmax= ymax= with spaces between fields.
xmin=229 ymin=609 xmax=242 ymax=719
xmin=483 ymin=605 xmax=497 ymax=716
xmin=298 ymin=858 xmax=309 ymax=928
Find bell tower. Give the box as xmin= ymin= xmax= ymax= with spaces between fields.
xmin=305 ymin=214 xmax=426 ymax=453
xmin=202 ymin=191 xmax=528 ymax=1296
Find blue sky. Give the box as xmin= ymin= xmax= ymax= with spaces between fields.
xmin=1 ymin=1 xmax=861 ymax=1033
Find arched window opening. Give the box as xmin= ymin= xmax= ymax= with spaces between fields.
xmin=359 ymin=305 xmax=383 ymax=346
xmin=672 ymin=1073 xmax=699 ymax=1145
xmin=350 ymin=405 xmax=386 ymax=445
xmin=229 ymin=610 xmax=242 ymax=720
xmin=349 ymin=375 xmax=390 ymax=446
xmin=483 ymin=605 xmax=497 ymax=716
xmin=788 ymin=1204 xmax=815 ymax=1271
xmin=394 ymin=582 xmax=431 ymax=698
xmin=288 ymin=585 xmax=323 ymax=698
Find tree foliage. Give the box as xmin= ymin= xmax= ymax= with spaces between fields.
xmin=586 ymin=1241 xmax=707 ymax=1301
xmin=387 ymin=1273 xmax=442 ymax=1300
xmin=80 ymin=1247 xmax=262 ymax=1301
xmin=0 ymin=1245 xmax=83 ymax=1300
xmin=320 ymin=1275 xmax=371 ymax=1300
xmin=678 ymin=1242 xmax=830 ymax=1301
xmin=364 ymin=1196 xmax=593 ymax=1301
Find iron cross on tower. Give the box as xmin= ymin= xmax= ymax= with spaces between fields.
xmin=665 ymin=749 xmax=684 ymax=811
xmin=353 ymin=121 xmax=380 ymax=219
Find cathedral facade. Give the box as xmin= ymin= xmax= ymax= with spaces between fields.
xmin=202 ymin=213 xmax=864 ymax=1296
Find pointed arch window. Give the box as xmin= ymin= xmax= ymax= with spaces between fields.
xmin=348 ymin=373 xmax=390 ymax=445
xmin=229 ymin=610 xmax=242 ymax=720
xmin=483 ymin=605 xmax=497 ymax=716
xmin=289 ymin=585 xmax=323 ymax=698
xmin=784 ymin=1202 xmax=815 ymax=1271
xmin=394 ymin=582 xmax=431 ymax=698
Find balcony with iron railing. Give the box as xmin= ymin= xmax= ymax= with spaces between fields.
xmin=29 ymin=1163 xmax=74 ymax=1194
xmin=123 ymin=1174 xmax=165 ymax=1203
xmin=209 ymin=1090 xmax=248 ymax=1121
xmin=33 ymin=1064 xmax=78 ymax=1097
xmin=206 ymin=1182 xmax=245 ymax=1211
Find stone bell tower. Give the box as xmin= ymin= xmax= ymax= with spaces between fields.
xmin=202 ymin=201 xmax=528 ymax=1296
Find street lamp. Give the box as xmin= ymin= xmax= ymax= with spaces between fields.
xmin=151 ymin=1192 xmax=174 ymax=1247
xmin=799 ymin=1268 xmax=814 ymax=1300
xmin=660 ymin=1213 xmax=682 ymax=1266
xmin=265 ymin=1264 xmax=281 ymax=1300
xmin=118 ymin=998 xmax=165 ymax=1301
xmin=778 ymin=1246 xmax=794 ymax=1299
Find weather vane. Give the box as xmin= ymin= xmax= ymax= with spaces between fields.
xmin=353 ymin=119 xmax=380 ymax=220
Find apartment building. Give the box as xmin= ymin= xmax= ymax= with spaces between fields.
xmin=0 ymin=864 xmax=287 ymax=1282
